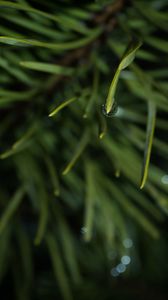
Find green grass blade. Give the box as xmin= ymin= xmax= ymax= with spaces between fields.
xmin=0 ymin=148 xmax=18 ymax=159
xmin=0 ymin=1 xmax=59 ymax=22
xmin=1 ymin=14 xmax=67 ymax=40
xmin=16 ymin=225 xmax=34 ymax=284
xmin=65 ymin=7 xmax=91 ymax=20
xmin=59 ymin=226 xmax=81 ymax=283
xmin=105 ymin=68 xmax=120 ymax=114
xmin=105 ymin=178 xmax=160 ymax=239
xmin=0 ymin=57 xmax=35 ymax=85
xmin=49 ymin=97 xmax=77 ymax=117
xmin=1 ymin=11 xmax=89 ymax=37
xmin=12 ymin=124 xmax=37 ymax=150
xmin=125 ymin=185 xmax=164 ymax=221
xmin=46 ymin=233 xmax=73 ymax=300
xmin=0 ymin=28 xmax=102 ymax=50
xmin=98 ymin=112 xmax=107 ymax=139
xmin=62 ymin=130 xmax=89 ymax=175
xmin=147 ymin=184 xmax=168 ymax=215
xmin=118 ymin=39 xmax=142 ymax=71
xmin=0 ymin=124 xmax=36 ymax=159
xmin=105 ymin=38 xmax=142 ymax=114
xmin=83 ymin=162 xmax=95 ymax=242
xmin=0 ymin=226 xmax=11 ymax=280
xmin=34 ymin=191 xmax=48 ymax=245
xmin=0 ymin=88 xmax=37 ymax=100
xmin=0 ymin=25 xmax=23 ymax=38
xmin=140 ymin=101 xmax=156 ymax=189
xmin=55 ymin=14 xmax=90 ymax=35
xmin=0 ymin=188 xmax=25 ymax=235
xmin=134 ymin=2 xmax=168 ymax=31
xmin=45 ymin=156 xmax=60 ymax=196
xmin=20 ymin=61 xmax=74 ymax=75
xmin=53 ymin=208 xmax=81 ymax=284
xmin=145 ymin=36 xmax=168 ymax=53
xmin=0 ymin=0 xmax=93 ymax=34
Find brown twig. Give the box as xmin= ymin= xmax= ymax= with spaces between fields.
xmin=94 ymin=0 xmax=124 ymax=24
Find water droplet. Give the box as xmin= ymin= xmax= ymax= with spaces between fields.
xmin=116 ymin=263 xmax=126 ymax=273
xmin=123 ymin=238 xmax=133 ymax=249
xmin=161 ymin=174 xmax=168 ymax=184
xmin=121 ymin=255 xmax=131 ymax=265
xmin=110 ymin=268 xmax=119 ymax=277
xmin=101 ymin=102 xmax=118 ymax=118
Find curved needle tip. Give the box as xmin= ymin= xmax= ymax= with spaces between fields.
xmin=140 ymin=180 xmax=145 ymax=189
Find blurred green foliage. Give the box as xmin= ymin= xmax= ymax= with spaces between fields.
xmin=0 ymin=0 xmax=168 ymax=299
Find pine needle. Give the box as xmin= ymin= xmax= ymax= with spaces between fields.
xmin=140 ymin=101 xmax=156 ymax=189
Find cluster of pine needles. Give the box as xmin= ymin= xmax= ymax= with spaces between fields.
xmin=0 ymin=0 xmax=168 ymax=299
